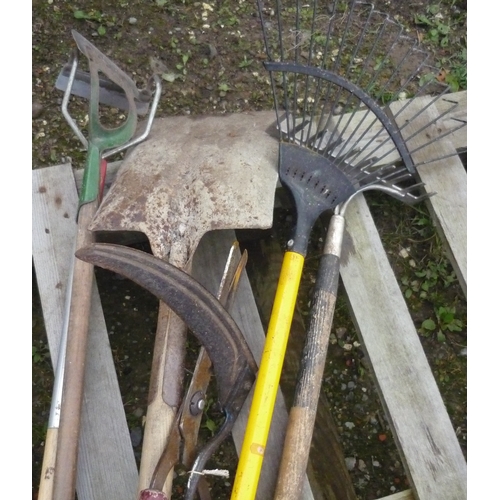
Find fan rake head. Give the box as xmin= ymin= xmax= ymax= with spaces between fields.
xmin=256 ymin=0 xmax=465 ymax=254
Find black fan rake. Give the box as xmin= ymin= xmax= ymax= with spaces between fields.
xmin=231 ymin=2 xmax=466 ymax=499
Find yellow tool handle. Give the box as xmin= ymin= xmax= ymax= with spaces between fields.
xmin=231 ymin=251 xmax=304 ymax=500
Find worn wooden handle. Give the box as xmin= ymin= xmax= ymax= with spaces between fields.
xmin=137 ymin=303 xmax=187 ymax=494
xmin=274 ymin=250 xmax=342 ymax=500
xmin=38 ymin=427 xmax=58 ymax=500
xmin=52 ymin=200 xmax=98 ymax=500
xmin=274 ymin=214 xmax=344 ymax=500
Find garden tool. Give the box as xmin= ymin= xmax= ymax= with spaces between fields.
xmin=89 ymin=111 xmax=278 ymax=495
xmin=75 ymin=243 xmax=259 ymax=500
xmin=232 ymin=2 xmax=466 ymax=498
xmin=40 ymin=30 xmax=161 ymax=500
xmin=142 ymin=242 xmax=248 ymax=500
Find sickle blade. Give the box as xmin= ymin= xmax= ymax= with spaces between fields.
xmin=76 ymin=243 xmax=256 ymax=412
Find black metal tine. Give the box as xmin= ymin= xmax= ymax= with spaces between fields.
xmin=408 ymin=118 xmax=466 ymax=156
xmin=412 ymin=146 xmax=465 ymax=168
xmin=390 ymin=75 xmax=448 ymax=130
xmin=397 ymin=97 xmax=460 ymax=145
xmin=259 ymin=0 xmax=465 ymax=200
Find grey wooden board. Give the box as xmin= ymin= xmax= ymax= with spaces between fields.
xmin=192 ymin=230 xmax=315 ymax=500
xmin=340 ymin=195 xmax=466 ymax=500
xmin=32 ymin=164 xmax=138 ymax=499
xmin=392 ymin=98 xmax=467 ymax=296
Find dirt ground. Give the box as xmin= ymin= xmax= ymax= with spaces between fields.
xmin=32 ymin=1 xmax=467 ymax=499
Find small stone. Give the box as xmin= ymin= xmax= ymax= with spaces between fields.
xmin=130 ymin=427 xmax=142 ymax=447
xmin=128 ymin=17 xmax=137 ymax=25
xmin=207 ymin=43 xmax=218 ymax=58
xmin=32 ymin=101 xmax=43 ymax=119
xmin=399 ymin=247 xmax=410 ymax=259
xmin=133 ymin=407 xmax=144 ymax=418
xmin=336 ymin=327 xmax=347 ymax=339
xmin=345 ymin=457 xmax=356 ymax=471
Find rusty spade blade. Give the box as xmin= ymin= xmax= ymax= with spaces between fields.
xmin=88 ymin=111 xmax=278 ymax=494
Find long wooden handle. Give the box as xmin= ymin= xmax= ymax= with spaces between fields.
xmin=38 ymin=426 xmax=58 ymax=499
xmin=52 ymin=200 xmax=98 ymax=500
xmin=231 ymin=251 xmax=304 ymax=500
xmin=274 ymin=214 xmax=344 ymax=500
xmin=137 ymin=303 xmax=187 ymax=494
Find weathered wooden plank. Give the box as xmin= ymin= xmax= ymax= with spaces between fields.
xmin=32 ymin=164 xmax=138 ymax=499
xmin=340 ymin=194 xmax=466 ymax=500
xmin=392 ymin=98 xmax=467 ymax=296
xmin=192 ymin=230 xmax=316 ymax=500
xmin=377 ymin=490 xmax=414 ymax=500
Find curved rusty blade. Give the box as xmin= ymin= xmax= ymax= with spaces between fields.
xmin=149 ymin=243 xmax=248 ymax=494
xmin=76 ymin=243 xmax=257 ymax=410
xmin=180 ymin=244 xmax=248 ymax=467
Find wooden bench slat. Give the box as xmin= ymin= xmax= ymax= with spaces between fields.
xmin=340 ymin=194 xmax=466 ymax=499
xmin=32 ymin=164 xmax=138 ymax=499
xmin=393 ymin=97 xmax=467 ymax=296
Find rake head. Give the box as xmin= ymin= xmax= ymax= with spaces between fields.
xmin=256 ymin=0 xmax=465 ymax=253
xmin=257 ymin=1 xmax=465 ymax=198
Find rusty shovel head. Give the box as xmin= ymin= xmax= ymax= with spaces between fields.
xmin=90 ymin=112 xmax=279 ymax=265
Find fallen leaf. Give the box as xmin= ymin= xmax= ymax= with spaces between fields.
xmin=437 ymin=69 xmax=449 ymax=82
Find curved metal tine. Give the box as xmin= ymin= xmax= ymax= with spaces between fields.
xmin=103 ymin=74 xmax=162 ymax=159
xmin=61 ymin=50 xmax=88 ymax=150
xmin=349 ymin=181 xmax=430 ymax=209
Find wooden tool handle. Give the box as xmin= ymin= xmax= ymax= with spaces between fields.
xmin=274 ymin=253 xmax=341 ymax=500
xmin=231 ymin=251 xmax=304 ymax=500
xmin=38 ymin=427 xmax=58 ymax=500
xmin=274 ymin=214 xmax=344 ymax=500
xmin=52 ymin=200 xmax=98 ymax=500
xmin=137 ymin=303 xmax=187 ymax=494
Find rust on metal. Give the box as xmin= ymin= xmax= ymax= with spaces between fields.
xmin=90 ymin=112 xmax=279 ymax=265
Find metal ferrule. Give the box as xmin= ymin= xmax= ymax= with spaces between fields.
xmin=323 ymin=214 xmax=345 ymax=258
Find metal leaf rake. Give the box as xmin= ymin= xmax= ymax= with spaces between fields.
xmin=231 ymin=1 xmax=466 ymax=499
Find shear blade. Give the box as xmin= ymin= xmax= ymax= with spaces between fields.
xmin=56 ymin=63 xmax=150 ymax=115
